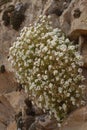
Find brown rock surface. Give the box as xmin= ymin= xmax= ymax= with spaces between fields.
xmin=7 ymin=121 xmax=17 ymax=130
xmin=0 ymin=95 xmax=15 ymax=129
xmin=0 ymin=122 xmax=6 ymax=130
xmin=60 ymin=0 xmax=87 ymax=39
xmin=60 ymin=106 xmax=87 ymax=130
xmin=29 ymin=115 xmax=58 ymax=130
xmin=0 ymin=91 xmax=28 ymax=130
xmin=81 ymin=37 xmax=87 ymax=68
xmin=0 ymin=0 xmax=11 ymax=7
xmin=44 ymin=0 xmax=71 ymax=15
xmin=6 ymin=91 xmax=27 ymax=113
xmin=0 ymin=71 xmax=17 ymax=94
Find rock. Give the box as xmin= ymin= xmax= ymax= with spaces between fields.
xmin=0 ymin=95 xmax=15 ymax=129
xmin=2 ymin=5 xmax=15 ymax=26
xmin=0 ymin=0 xmax=11 ymax=7
xmin=5 ymin=91 xmax=27 ymax=113
xmin=82 ymin=68 xmax=87 ymax=102
xmin=34 ymin=106 xmax=43 ymax=116
xmin=15 ymin=112 xmax=24 ymax=130
xmin=25 ymin=106 xmax=35 ymax=117
xmin=0 ymin=71 xmax=17 ymax=94
xmin=43 ymin=0 xmax=71 ymax=28
xmin=80 ymin=37 xmax=87 ymax=68
xmin=60 ymin=0 xmax=87 ymax=39
xmin=10 ymin=2 xmax=27 ymax=31
xmin=7 ymin=121 xmax=17 ymax=130
xmin=29 ymin=122 xmax=44 ymax=130
xmin=24 ymin=98 xmax=44 ymax=116
xmin=0 ymin=122 xmax=6 ymax=130
xmin=16 ymin=83 xmax=24 ymax=92
xmin=24 ymin=116 xmax=35 ymax=130
xmin=73 ymin=8 xmax=81 ymax=18
xmin=29 ymin=115 xmax=58 ymax=130
xmin=44 ymin=0 xmax=71 ymax=16
xmin=60 ymin=106 xmax=87 ymax=130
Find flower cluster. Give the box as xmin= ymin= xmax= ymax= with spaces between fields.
xmin=9 ymin=15 xmax=85 ymax=125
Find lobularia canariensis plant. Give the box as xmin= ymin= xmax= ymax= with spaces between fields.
xmin=9 ymin=15 xmax=85 ymax=125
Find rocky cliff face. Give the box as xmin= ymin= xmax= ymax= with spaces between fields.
xmin=0 ymin=0 xmax=87 ymax=130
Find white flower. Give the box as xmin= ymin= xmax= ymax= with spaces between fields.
xmin=66 ymin=93 xmax=70 ymax=97
xmin=49 ymin=83 xmax=53 ymax=88
xmin=65 ymin=38 xmax=70 ymax=43
xmin=79 ymin=85 xmax=85 ymax=89
xmin=48 ymin=15 xmax=51 ymax=19
xmin=68 ymin=78 xmax=72 ymax=83
xmin=19 ymin=67 xmax=22 ymax=72
xmin=26 ymin=30 xmax=31 ymax=37
xmin=75 ymin=52 xmax=82 ymax=60
xmin=56 ymin=57 xmax=59 ymax=61
xmin=47 ymin=39 xmax=51 ymax=44
xmin=25 ymin=86 xmax=28 ymax=93
xmin=53 ymin=28 xmax=59 ymax=33
xmin=48 ymin=65 xmax=52 ymax=70
xmin=59 ymin=106 xmax=62 ymax=110
xmin=70 ymin=97 xmax=75 ymax=102
xmin=59 ymin=44 xmax=67 ymax=51
xmin=71 ymin=63 xmax=76 ymax=68
xmin=58 ymin=123 xmax=61 ymax=127
xmin=58 ymin=52 xmax=63 ymax=57
xmin=53 ymin=70 xmax=58 ymax=75
xmin=72 ymin=101 xmax=75 ymax=105
xmin=49 ymin=56 xmax=52 ymax=60
xmin=43 ymin=75 xmax=48 ymax=80
xmin=68 ymin=45 xmax=75 ymax=50
xmin=62 ymin=104 xmax=67 ymax=111
xmin=68 ymin=67 xmax=72 ymax=71
xmin=58 ymin=87 xmax=62 ymax=93
xmin=78 ymin=68 xmax=82 ymax=73
xmin=37 ymin=74 xmax=40 ymax=77
xmin=51 ymin=40 xmax=57 ymax=46
xmin=60 ymin=79 xmax=64 ymax=84
xmin=56 ymin=76 xmax=59 ymax=81
xmin=78 ymin=61 xmax=84 ymax=66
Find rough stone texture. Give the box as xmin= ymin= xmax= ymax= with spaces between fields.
xmin=0 ymin=122 xmax=6 ymax=130
xmin=5 ymin=91 xmax=27 ymax=113
xmin=0 ymin=26 xmax=18 ymax=70
xmin=7 ymin=121 xmax=17 ymax=130
xmin=0 ymin=0 xmax=11 ymax=7
xmin=34 ymin=106 xmax=43 ymax=116
xmin=24 ymin=116 xmax=35 ymax=130
xmin=60 ymin=0 xmax=87 ymax=39
xmin=0 ymin=71 xmax=17 ymax=94
xmin=43 ymin=0 xmax=72 ymax=28
xmin=29 ymin=115 xmax=58 ymax=130
xmin=81 ymin=37 xmax=87 ymax=68
xmin=0 ymin=95 xmax=15 ymax=129
xmin=60 ymin=106 xmax=87 ymax=130
xmin=0 ymin=91 xmax=28 ymax=130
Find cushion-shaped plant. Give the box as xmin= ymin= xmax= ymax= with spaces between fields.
xmin=9 ymin=15 xmax=85 ymax=125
